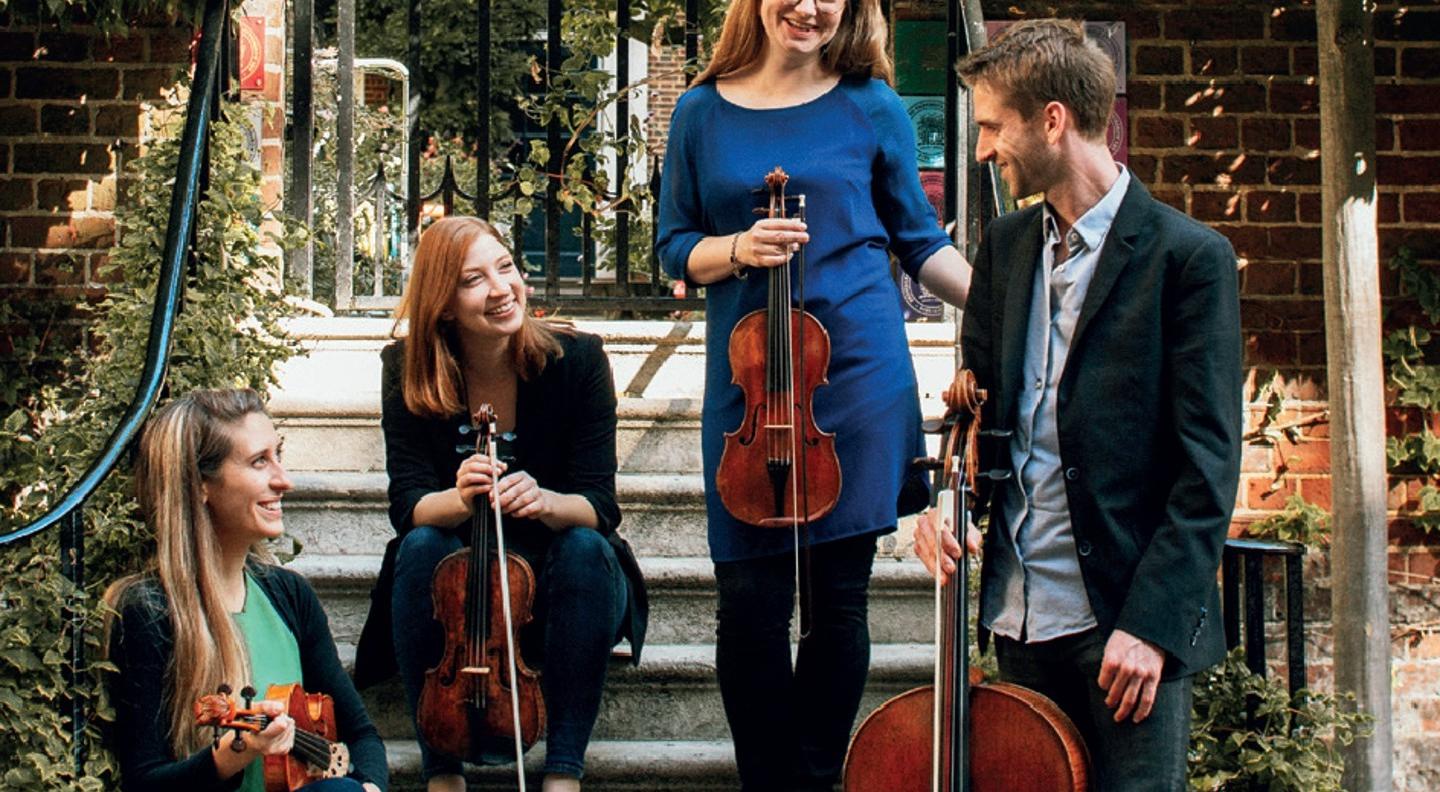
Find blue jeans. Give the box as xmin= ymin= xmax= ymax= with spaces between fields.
xmin=994 ymin=629 xmax=1195 ymax=791
xmin=714 ymin=532 xmax=878 ymax=792
xmin=299 ymin=780 xmax=365 ymax=791
xmin=392 ymin=525 xmax=629 ymax=780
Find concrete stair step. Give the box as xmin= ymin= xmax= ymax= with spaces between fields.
xmin=350 ymin=643 xmax=933 ymax=743
xmin=381 ymin=738 xmax=738 ymax=791
xmin=284 ymin=471 xmax=709 ymax=559
xmin=292 ymin=553 xmax=938 ymax=648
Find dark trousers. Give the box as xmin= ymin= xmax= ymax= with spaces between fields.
xmin=714 ymin=533 xmax=878 ymax=792
xmin=299 ymin=780 xmax=365 ymax=791
xmin=391 ymin=525 xmax=629 ymax=779
xmin=994 ymin=629 xmax=1194 ymax=792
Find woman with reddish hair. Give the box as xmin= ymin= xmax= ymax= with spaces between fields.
xmin=353 ymin=216 xmax=647 ymax=792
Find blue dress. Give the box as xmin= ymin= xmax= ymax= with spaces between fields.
xmin=657 ymin=76 xmax=949 ymax=562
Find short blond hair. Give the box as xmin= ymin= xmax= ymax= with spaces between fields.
xmin=957 ymin=19 xmax=1116 ymax=139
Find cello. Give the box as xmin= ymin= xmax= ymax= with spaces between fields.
xmin=843 ymin=370 xmax=1089 ymax=791
xmin=418 ymin=404 xmax=544 ymax=789
xmin=716 ymin=166 xmax=841 ymax=528
xmin=194 ymin=683 xmax=350 ymax=791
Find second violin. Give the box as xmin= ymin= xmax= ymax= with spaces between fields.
xmin=716 ymin=166 xmax=841 ymax=528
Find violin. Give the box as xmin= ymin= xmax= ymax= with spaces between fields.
xmin=417 ymin=404 xmax=544 ymax=787
xmin=193 ymin=683 xmax=349 ymax=792
xmin=842 ymin=370 xmax=1090 ymax=791
xmin=716 ymin=166 xmax=841 ymax=528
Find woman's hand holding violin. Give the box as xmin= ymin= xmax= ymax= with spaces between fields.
xmin=210 ymin=700 xmax=296 ymax=779
xmin=495 ymin=470 xmax=552 ymax=521
xmin=455 ymin=453 xmax=506 ymax=511
xmin=736 ymin=218 xmax=809 ymax=269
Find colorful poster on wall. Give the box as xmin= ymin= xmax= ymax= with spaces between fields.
xmin=903 ymin=96 xmax=946 ymax=169
xmin=897 ymin=170 xmax=946 ymax=322
xmin=1108 ymin=96 xmax=1129 ymax=165
xmin=238 ymin=16 xmax=265 ymax=92
xmin=895 ymin=20 xmax=947 ymax=96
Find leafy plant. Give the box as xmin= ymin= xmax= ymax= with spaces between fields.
xmin=1246 ymin=494 xmax=1331 ymax=548
xmin=1188 ymin=650 xmax=1370 ymax=791
xmin=0 ymin=80 xmax=303 ymax=791
xmin=1384 ymin=247 xmax=1440 ymax=534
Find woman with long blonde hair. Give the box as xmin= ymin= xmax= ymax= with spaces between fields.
xmin=105 ymin=388 xmax=386 ymax=792
xmin=351 ymin=216 xmax=648 ymax=792
xmin=656 ymin=0 xmax=972 ymax=787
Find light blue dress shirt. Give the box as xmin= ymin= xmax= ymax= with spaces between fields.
xmin=982 ymin=166 xmax=1131 ymax=643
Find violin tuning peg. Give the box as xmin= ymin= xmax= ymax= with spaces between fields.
xmin=920 ymin=417 xmax=946 ymax=434
xmin=216 ymin=683 xmax=232 ymax=695
xmin=910 ymin=456 xmax=943 ymax=471
xmin=982 ymin=469 xmax=1013 ymax=481
xmin=240 ymin=685 xmax=256 ymax=704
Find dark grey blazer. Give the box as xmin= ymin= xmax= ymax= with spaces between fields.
xmin=962 ymin=178 xmax=1243 ymax=677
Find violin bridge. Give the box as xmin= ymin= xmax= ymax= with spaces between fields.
xmin=460 ymin=665 xmax=492 ymax=676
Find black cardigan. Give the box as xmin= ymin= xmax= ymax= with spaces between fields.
xmin=107 ymin=564 xmax=388 ymax=792
xmin=352 ymin=330 xmax=648 ymax=687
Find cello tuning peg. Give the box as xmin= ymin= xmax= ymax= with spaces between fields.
xmin=979 ymin=428 xmax=1013 ymax=438
xmin=920 ymin=417 xmax=947 ymax=434
xmin=910 ymin=456 xmax=943 ymax=471
xmin=981 ymin=469 xmax=1013 ymax=481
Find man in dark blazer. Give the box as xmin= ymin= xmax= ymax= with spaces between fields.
xmin=914 ymin=19 xmax=1242 ymax=790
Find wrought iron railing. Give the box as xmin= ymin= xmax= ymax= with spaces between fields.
xmin=0 ymin=0 xmax=231 ymax=769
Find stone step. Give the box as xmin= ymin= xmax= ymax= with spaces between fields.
xmin=352 ymin=643 xmax=933 ymax=743
xmin=382 ymin=738 xmax=738 ymax=791
xmin=274 ymin=397 xmax=706 ymax=476
xmin=284 ymin=471 xmax=710 ymax=559
xmin=291 ymin=553 xmax=938 ymax=648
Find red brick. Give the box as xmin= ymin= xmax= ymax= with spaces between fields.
xmin=1192 ymin=190 xmax=1241 ymax=222
xmin=1402 ymin=48 xmax=1440 ymax=80
xmin=1105 ymin=8 xmax=1161 ymax=40
xmin=1165 ymin=9 xmax=1265 ymax=41
xmin=1294 ymin=118 xmax=1319 ymax=150
xmin=1191 ymin=46 xmax=1238 ymax=77
xmin=1280 ymin=437 xmax=1331 ymax=473
xmin=33 ymin=253 xmax=85 ymax=285
xmin=1299 ymin=477 xmax=1332 ymax=511
xmin=1241 ymin=46 xmax=1291 ymax=76
xmin=0 ymin=178 xmax=32 ymax=210
xmin=1218 ymin=225 xmax=1269 ymax=259
xmin=1399 ymin=120 xmax=1440 ymax=152
xmin=121 ymin=67 xmax=180 ymax=101
xmin=1410 ymin=551 xmax=1440 ymax=582
xmin=1240 ymin=298 xmax=1326 ymax=332
xmin=40 ymin=104 xmax=89 ymax=135
xmin=1245 ymin=330 xmax=1296 ymax=365
xmin=1152 ymin=189 xmax=1185 ymax=211
xmin=1129 ymin=154 xmax=1157 ymax=184
xmin=148 ymin=28 xmax=196 ymax=63
xmin=1242 ymin=118 xmax=1291 ymax=151
xmin=94 ymin=106 xmax=141 ymax=138
xmin=34 ymin=32 xmax=88 ymax=62
xmin=1241 ymin=261 xmax=1295 ymax=294
xmin=1381 ymin=229 xmax=1440 ymax=261
xmin=1135 ymin=45 xmax=1183 ymax=75
xmin=1127 ymin=83 xmax=1161 ymax=111
xmin=1246 ymin=190 xmax=1296 ymax=223
xmin=1270 ymin=82 xmax=1319 ymax=114
xmin=1247 ymin=476 xmax=1296 ymax=510
xmin=1373 ymin=47 xmax=1397 ymax=79
xmin=1293 ymin=46 xmax=1318 ymax=77
xmin=1378 ymin=156 xmax=1440 ymax=187
xmin=1375 ymin=9 xmax=1440 ymax=42
xmin=8 ymin=215 xmax=113 ymax=249
xmin=1269 ymin=227 xmax=1322 ymax=260
xmin=1378 ymin=192 xmax=1400 ymax=224
xmin=1164 ymin=153 xmax=1265 ymax=186
xmin=0 ymin=105 xmax=37 ymax=134
xmin=91 ymin=253 xmax=121 ymax=284
xmin=1134 ymin=116 xmax=1183 ymax=148
xmin=12 ymin=143 xmax=113 ymax=175
xmin=1267 ymin=156 xmax=1321 ymax=186
xmin=0 ymin=31 xmax=35 ymax=60
xmin=93 ymin=34 xmax=147 ymax=63
xmin=1189 ymin=117 xmax=1238 ymax=149
xmin=1405 ymin=194 xmax=1440 ymax=224
xmin=36 ymin=178 xmax=87 ymax=212
xmin=1377 ymin=84 xmax=1438 ymax=115
xmin=1164 ymin=81 xmax=1266 ymax=114
xmin=1299 ymin=193 xmax=1321 ymax=223
xmin=0 ymin=252 xmax=30 ymax=285
xmin=1241 ymin=443 xmax=1273 ymax=474
xmin=13 ymin=66 xmax=118 ymax=101
xmin=1271 ymin=7 xmax=1316 ymax=42
xmin=1296 ymin=329 xmax=1325 ymax=364
xmin=1389 ymin=479 xmax=1411 ymax=511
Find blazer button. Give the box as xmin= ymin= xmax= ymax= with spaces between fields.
xmin=1077 ymin=540 xmax=1093 ymax=557
xmin=1064 ymin=467 xmax=1079 ymax=481
xmin=458 ymin=423 xmax=472 ymax=435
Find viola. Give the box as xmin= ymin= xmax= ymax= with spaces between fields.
xmin=193 ymin=683 xmax=349 ymax=792
xmin=842 ymin=370 xmax=1090 ymax=791
xmin=417 ymin=404 xmax=543 ymax=789
xmin=716 ymin=166 xmax=841 ymax=528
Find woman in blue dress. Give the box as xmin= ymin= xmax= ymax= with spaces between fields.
xmin=656 ymin=0 xmax=970 ymax=788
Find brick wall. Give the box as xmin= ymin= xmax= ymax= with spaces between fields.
xmin=0 ymin=0 xmax=287 ymax=359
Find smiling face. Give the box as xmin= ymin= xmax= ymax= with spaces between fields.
xmin=202 ymin=412 xmax=291 ymax=549
xmin=972 ymin=81 xmax=1059 ymax=201
xmin=759 ymin=0 xmax=845 ymax=62
xmin=445 ymin=233 xmax=527 ymax=343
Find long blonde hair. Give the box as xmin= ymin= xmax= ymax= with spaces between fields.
xmin=104 ymin=388 xmax=275 ymax=758
xmin=394 ymin=216 xmax=571 ymax=419
xmin=693 ymin=0 xmax=894 ymax=86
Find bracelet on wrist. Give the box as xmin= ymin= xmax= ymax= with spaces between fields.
xmin=729 ymin=232 xmax=747 ymax=280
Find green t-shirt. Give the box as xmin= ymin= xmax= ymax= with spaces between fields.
xmin=231 ymin=572 xmax=304 ymax=792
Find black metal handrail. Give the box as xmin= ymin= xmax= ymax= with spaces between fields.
xmin=1222 ymin=536 xmax=1309 ymax=695
xmin=0 ymin=0 xmax=228 ymax=549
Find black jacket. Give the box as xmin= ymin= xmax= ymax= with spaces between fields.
xmin=962 ymin=178 xmax=1242 ymax=676
xmin=107 ymin=564 xmax=388 ymax=791
xmin=353 ymin=330 xmax=648 ymax=687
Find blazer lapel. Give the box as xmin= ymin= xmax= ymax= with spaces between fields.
xmin=1070 ymin=179 xmax=1151 ymax=354
xmin=998 ymin=209 xmax=1043 ymax=427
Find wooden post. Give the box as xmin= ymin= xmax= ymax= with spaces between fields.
xmin=1317 ymin=1 xmax=1392 ymax=788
